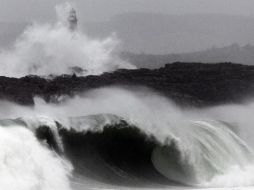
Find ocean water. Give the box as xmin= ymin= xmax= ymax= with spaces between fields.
xmin=0 ymin=3 xmax=253 ymax=190
xmin=0 ymin=94 xmax=254 ymax=190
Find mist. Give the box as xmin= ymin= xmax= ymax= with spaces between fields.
xmin=0 ymin=87 xmax=254 ymax=147
xmin=1 ymin=0 xmax=254 ymax=23
xmin=1 ymin=1 xmax=254 ymax=55
xmin=1 ymin=87 xmax=254 ymax=187
xmin=0 ymin=3 xmax=135 ymax=77
xmin=0 ymin=1 xmax=254 ymax=189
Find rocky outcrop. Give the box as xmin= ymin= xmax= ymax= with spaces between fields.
xmin=0 ymin=62 xmax=254 ymax=107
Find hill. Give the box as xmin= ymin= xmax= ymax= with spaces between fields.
xmin=84 ymin=13 xmax=254 ymax=54
xmin=121 ymin=44 xmax=254 ymax=69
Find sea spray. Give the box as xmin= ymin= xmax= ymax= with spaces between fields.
xmin=0 ymin=87 xmax=254 ymax=187
xmin=0 ymin=2 xmax=135 ymax=77
xmin=0 ymin=126 xmax=72 ymax=190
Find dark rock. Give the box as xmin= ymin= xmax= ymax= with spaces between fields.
xmin=0 ymin=62 xmax=254 ymax=107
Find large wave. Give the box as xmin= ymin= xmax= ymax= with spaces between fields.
xmin=0 ymin=87 xmax=254 ymax=189
xmin=0 ymin=2 xmax=253 ymax=190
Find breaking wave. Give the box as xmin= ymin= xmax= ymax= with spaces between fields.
xmin=58 ymin=115 xmax=254 ymax=187
xmin=0 ymin=114 xmax=254 ymax=189
xmin=0 ymin=2 xmax=253 ymax=190
xmin=0 ymin=87 xmax=254 ymax=189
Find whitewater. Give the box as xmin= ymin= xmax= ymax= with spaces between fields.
xmin=0 ymin=2 xmax=253 ymax=190
xmin=0 ymin=87 xmax=254 ymax=190
xmin=0 ymin=3 xmax=135 ymax=77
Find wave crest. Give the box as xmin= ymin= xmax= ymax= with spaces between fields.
xmin=13 ymin=114 xmax=254 ymax=187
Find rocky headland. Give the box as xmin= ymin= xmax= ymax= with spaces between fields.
xmin=1 ymin=62 xmax=254 ymax=107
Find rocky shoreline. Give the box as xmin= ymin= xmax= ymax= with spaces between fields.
xmin=1 ymin=62 xmax=254 ymax=107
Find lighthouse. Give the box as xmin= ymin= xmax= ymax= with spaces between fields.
xmin=68 ymin=8 xmax=78 ymax=31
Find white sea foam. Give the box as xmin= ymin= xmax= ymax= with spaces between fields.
xmin=0 ymin=126 xmax=72 ymax=190
xmin=0 ymin=2 xmax=135 ymax=77
xmin=0 ymin=87 xmax=254 ymax=188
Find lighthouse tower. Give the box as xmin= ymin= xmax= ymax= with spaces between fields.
xmin=68 ymin=8 xmax=78 ymax=31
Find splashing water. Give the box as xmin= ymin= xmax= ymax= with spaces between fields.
xmin=0 ymin=87 xmax=254 ymax=189
xmin=0 ymin=126 xmax=72 ymax=190
xmin=0 ymin=2 xmax=135 ymax=77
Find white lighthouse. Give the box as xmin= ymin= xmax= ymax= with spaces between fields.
xmin=68 ymin=8 xmax=78 ymax=31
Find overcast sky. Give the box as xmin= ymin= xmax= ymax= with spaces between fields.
xmin=1 ymin=0 xmax=254 ymax=22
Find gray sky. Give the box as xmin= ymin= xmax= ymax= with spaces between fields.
xmin=1 ymin=0 xmax=254 ymax=22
